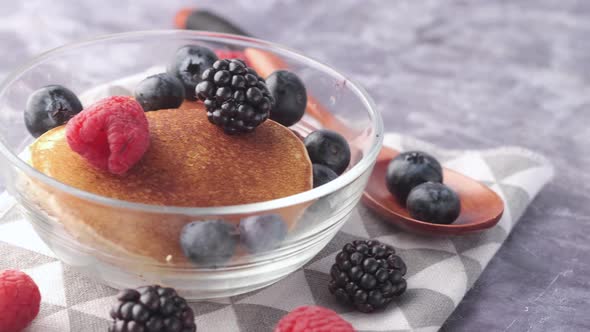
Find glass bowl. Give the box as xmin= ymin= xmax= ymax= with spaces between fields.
xmin=0 ymin=30 xmax=382 ymax=299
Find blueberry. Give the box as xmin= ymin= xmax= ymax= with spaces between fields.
xmin=239 ymin=214 xmax=288 ymax=253
xmin=304 ymin=130 xmax=351 ymax=175
xmin=24 ymin=85 xmax=83 ymax=137
xmin=313 ymin=164 xmax=339 ymax=188
xmin=385 ymin=151 xmax=443 ymax=203
xmin=301 ymin=192 xmax=338 ymax=222
xmin=134 ymin=73 xmax=185 ymax=112
xmin=407 ymin=182 xmax=461 ymax=224
xmin=266 ymin=70 xmax=307 ymax=127
xmin=167 ymin=45 xmax=218 ymax=100
xmin=180 ymin=220 xmax=237 ymax=266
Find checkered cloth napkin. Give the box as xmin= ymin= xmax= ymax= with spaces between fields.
xmin=0 ymin=133 xmax=553 ymax=332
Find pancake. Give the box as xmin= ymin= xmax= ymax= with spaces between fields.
xmin=25 ymin=100 xmax=312 ymax=263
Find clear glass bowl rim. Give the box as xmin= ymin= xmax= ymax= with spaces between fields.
xmin=0 ymin=30 xmax=383 ymax=215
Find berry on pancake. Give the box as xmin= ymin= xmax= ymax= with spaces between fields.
xmin=134 ymin=73 xmax=185 ymax=112
xmin=66 ymin=96 xmax=150 ymax=175
xmin=196 ymin=58 xmax=274 ymax=134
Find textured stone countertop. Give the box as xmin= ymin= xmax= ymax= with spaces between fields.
xmin=0 ymin=1 xmax=588 ymax=331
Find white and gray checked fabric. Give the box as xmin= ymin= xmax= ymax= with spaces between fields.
xmin=0 ymin=133 xmax=553 ymax=332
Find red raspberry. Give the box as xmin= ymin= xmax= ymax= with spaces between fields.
xmin=0 ymin=270 xmax=41 ymax=332
xmin=215 ymin=49 xmax=251 ymax=66
xmin=66 ymin=96 xmax=150 ymax=175
xmin=275 ymin=306 xmax=355 ymax=332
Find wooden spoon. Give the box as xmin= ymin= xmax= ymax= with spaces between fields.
xmin=245 ymin=49 xmax=504 ymax=235
xmin=177 ymin=11 xmax=505 ymax=235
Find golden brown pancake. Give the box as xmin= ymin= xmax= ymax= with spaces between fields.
xmin=25 ymin=100 xmax=312 ymax=263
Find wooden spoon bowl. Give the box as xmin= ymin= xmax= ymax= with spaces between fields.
xmin=241 ymin=40 xmax=505 ymax=236
xmin=363 ymin=148 xmax=504 ymax=235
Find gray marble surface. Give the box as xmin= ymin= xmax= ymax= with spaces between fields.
xmin=0 ymin=0 xmax=587 ymax=331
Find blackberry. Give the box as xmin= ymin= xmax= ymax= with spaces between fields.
xmin=195 ymin=59 xmax=274 ymax=134
xmin=109 ymin=286 xmax=196 ymax=332
xmin=329 ymin=240 xmax=407 ymax=313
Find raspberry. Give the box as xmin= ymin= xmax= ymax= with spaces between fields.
xmin=214 ymin=49 xmax=251 ymax=67
xmin=0 ymin=270 xmax=41 ymax=332
xmin=66 ymin=96 xmax=150 ymax=175
xmin=275 ymin=306 xmax=354 ymax=332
